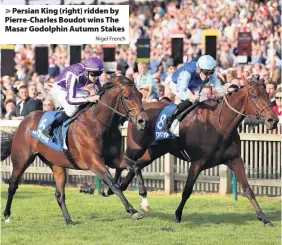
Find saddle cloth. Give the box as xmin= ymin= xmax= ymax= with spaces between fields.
xmin=155 ymin=104 xmax=180 ymax=141
xmin=30 ymin=111 xmax=71 ymax=152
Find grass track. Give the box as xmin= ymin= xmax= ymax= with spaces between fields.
xmin=1 ymin=185 xmax=281 ymax=245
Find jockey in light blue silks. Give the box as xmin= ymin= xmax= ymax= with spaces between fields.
xmin=162 ymin=55 xmax=225 ymax=133
xmin=42 ymin=56 xmax=103 ymax=138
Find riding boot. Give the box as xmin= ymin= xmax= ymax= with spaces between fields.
xmin=162 ymin=107 xmax=180 ymax=134
xmin=42 ymin=112 xmax=69 ymax=139
xmin=162 ymin=100 xmax=193 ymax=134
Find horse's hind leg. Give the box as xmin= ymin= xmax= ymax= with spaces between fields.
xmin=3 ymin=154 xmax=36 ymax=222
xmin=39 ymin=155 xmax=73 ymax=225
xmin=175 ymin=161 xmax=203 ymax=223
xmin=228 ymin=157 xmax=274 ymax=226
xmin=52 ymin=165 xmax=73 ymax=225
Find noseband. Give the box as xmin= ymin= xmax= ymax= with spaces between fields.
xmin=218 ymin=83 xmax=271 ymax=136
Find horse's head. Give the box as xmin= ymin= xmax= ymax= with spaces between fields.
xmin=243 ymin=79 xmax=279 ymax=130
xmin=103 ymin=75 xmax=148 ymax=130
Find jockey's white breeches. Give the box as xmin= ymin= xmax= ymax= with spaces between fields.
xmin=51 ymin=83 xmax=89 ymax=117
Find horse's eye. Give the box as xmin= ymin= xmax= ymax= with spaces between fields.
xmin=252 ymin=95 xmax=258 ymax=99
xmin=124 ymin=96 xmax=130 ymax=100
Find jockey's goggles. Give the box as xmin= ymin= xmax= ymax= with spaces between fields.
xmin=201 ymin=69 xmax=215 ymax=76
xmin=89 ymin=71 xmax=103 ymax=77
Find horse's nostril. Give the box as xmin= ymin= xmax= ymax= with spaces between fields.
xmin=267 ymin=118 xmax=274 ymax=124
xmin=138 ymin=119 xmax=145 ymax=125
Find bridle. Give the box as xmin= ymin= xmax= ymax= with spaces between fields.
xmin=97 ymin=83 xmax=144 ymax=124
xmin=218 ymin=83 xmax=271 ymax=136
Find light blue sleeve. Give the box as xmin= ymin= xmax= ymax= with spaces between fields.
xmin=210 ymin=74 xmax=224 ymax=96
xmin=177 ymin=71 xmax=191 ymax=100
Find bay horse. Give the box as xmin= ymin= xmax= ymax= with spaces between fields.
xmin=1 ymin=76 xmax=148 ymax=225
xmin=104 ymin=79 xmax=278 ymax=226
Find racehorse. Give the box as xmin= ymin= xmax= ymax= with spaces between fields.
xmin=104 ymin=79 xmax=278 ymax=226
xmin=1 ymin=76 xmax=148 ymax=224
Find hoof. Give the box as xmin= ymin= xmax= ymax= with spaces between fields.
xmin=5 ymin=218 xmax=10 ymax=223
xmin=66 ymin=220 xmax=74 ymax=225
xmin=175 ymin=217 xmax=181 ymax=223
xmin=264 ymin=222 xmax=274 ymax=227
xmin=132 ymin=212 xmax=143 ymax=220
xmin=140 ymin=205 xmax=150 ymax=213
xmin=101 ymin=192 xmax=109 ymax=197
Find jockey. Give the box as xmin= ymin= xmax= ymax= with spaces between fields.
xmin=42 ymin=56 xmax=104 ymax=138
xmin=162 ymin=55 xmax=225 ymax=133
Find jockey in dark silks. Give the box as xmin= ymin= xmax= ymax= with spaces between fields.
xmin=162 ymin=55 xmax=225 ymax=134
xmin=42 ymin=57 xmax=104 ymax=138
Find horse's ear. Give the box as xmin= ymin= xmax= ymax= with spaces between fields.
xmin=243 ymin=76 xmax=250 ymax=86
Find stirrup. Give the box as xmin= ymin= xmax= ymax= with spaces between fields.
xmin=162 ymin=120 xmax=173 ymax=135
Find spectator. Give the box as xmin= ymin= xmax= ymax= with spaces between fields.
xmin=225 ymin=69 xmax=237 ymax=83
xmin=3 ymin=99 xmax=16 ymax=120
xmin=135 ymin=62 xmax=159 ymax=100
xmin=164 ymin=65 xmax=176 ymax=102
xmin=157 ymin=84 xmax=165 ymax=100
xmin=42 ymin=99 xmax=55 ymax=111
xmin=2 ymin=76 xmax=16 ymax=94
xmin=9 ymin=85 xmax=41 ymax=120
xmin=272 ymin=89 xmax=282 ymax=118
xmin=266 ymin=82 xmax=277 ymax=108
xmin=47 ymin=56 xmax=60 ymax=79
xmin=139 ymin=84 xmax=150 ymax=102
xmin=28 ymin=84 xmax=38 ymax=98
xmin=260 ymin=69 xmax=271 ymax=84
xmin=116 ymin=50 xmax=129 ymax=75
xmin=14 ymin=63 xmax=29 ymax=82
xmin=202 ymin=86 xmax=214 ymax=101
xmin=100 ymin=71 xmax=110 ymax=85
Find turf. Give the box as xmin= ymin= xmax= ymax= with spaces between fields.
xmin=1 ymin=185 xmax=280 ymax=245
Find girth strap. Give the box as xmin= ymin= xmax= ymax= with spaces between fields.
xmin=59 ymin=128 xmax=81 ymax=170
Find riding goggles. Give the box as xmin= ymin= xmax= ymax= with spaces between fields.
xmin=89 ymin=71 xmax=103 ymax=77
xmin=201 ymin=69 xmax=215 ymax=76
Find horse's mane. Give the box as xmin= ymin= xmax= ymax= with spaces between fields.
xmin=98 ymin=82 xmax=116 ymax=96
xmin=98 ymin=76 xmax=135 ymax=97
xmin=198 ymin=99 xmax=219 ymax=111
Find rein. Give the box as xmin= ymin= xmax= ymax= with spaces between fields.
xmin=65 ymin=81 xmax=143 ymax=127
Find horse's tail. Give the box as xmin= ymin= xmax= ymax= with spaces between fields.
xmin=1 ymin=131 xmax=15 ymax=161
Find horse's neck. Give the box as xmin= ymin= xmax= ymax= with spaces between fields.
xmin=216 ymin=91 xmax=246 ymax=135
xmin=86 ymin=94 xmax=118 ymax=130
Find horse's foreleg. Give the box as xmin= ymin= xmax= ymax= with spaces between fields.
xmin=126 ymin=143 xmax=168 ymax=212
xmin=228 ymin=157 xmax=274 ymax=226
xmin=4 ymin=154 xmax=35 ymax=222
xmin=85 ymin=154 xmax=142 ymax=220
xmin=52 ymin=165 xmax=73 ymax=225
xmin=175 ymin=161 xmax=202 ymax=223
xmin=116 ymin=170 xmax=136 ymax=194
xmin=102 ymin=168 xmax=122 ymax=197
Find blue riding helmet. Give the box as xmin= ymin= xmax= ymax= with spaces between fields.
xmin=197 ymin=55 xmax=217 ymax=75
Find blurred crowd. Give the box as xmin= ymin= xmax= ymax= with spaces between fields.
xmin=0 ymin=0 xmax=281 ymax=121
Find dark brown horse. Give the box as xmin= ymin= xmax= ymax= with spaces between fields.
xmin=105 ymin=79 xmax=278 ymax=226
xmin=1 ymin=76 xmax=149 ymax=225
